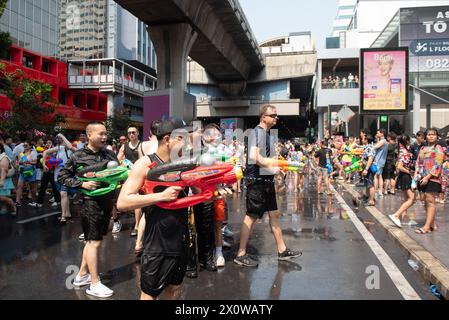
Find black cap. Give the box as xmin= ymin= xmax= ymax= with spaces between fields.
xmin=155 ymin=118 xmax=193 ymax=138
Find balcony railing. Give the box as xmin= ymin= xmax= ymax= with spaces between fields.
xmin=67 ymin=58 xmax=156 ymax=96
xmin=321 ymin=82 xmax=359 ymax=90
xmin=68 ymin=74 xmax=152 ymax=92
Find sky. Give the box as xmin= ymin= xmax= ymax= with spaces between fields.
xmin=239 ymin=0 xmax=339 ymax=49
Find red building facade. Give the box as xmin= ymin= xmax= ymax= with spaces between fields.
xmin=0 ymin=45 xmax=107 ymax=131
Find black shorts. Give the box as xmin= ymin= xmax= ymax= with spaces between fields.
xmin=140 ymin=254 xmax=187 ymax=297
xmin=397 ymin=172 xmax=412 ymax=190
xmin=418 ymin=181 xmax=442 ymax=194
xmin=246 ymin=180 xmax=277 ymax=219
xmin=81 ymin=194 xmax=115 ymax=241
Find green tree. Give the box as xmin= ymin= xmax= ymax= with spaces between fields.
xmin=0 ymin=0 xmax=12 ymax=59
xmin=0 ymin=67 xmax=66 ymax=139
xmin=105 ymin=108 xmax=133 ymax=141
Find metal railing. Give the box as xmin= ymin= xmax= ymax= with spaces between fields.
xmin=67 ymin=58 xmax=156 ymax=96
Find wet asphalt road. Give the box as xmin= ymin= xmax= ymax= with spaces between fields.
xmin=0 ymin=176 xmax=437 ymax=300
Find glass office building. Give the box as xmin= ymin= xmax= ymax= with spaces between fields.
xmin=0 ymin=0 xmax=59 ymax=57
xmin=59 ymin=0 xmax=156 ymax=70
xmin=59 ymin=0 xmax=107 ymax=60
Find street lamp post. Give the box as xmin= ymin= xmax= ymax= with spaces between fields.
xmin=187 ymin=57 xmax=192 ymax=94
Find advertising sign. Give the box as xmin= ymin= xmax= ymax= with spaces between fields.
xmin=220 ymin=118 xmax=243 ymax=141
xmin=400 ymin=7 xmax=449 ymax=72
xmin=360 ymin=48 xmax=409 ymax=113
xmin=219 ymin=118 xmax=238 ymax=132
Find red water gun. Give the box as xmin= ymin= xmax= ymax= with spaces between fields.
xmin=45 ymin=157 xmax=63 ymax=170
xmin=141 ymin=159 xmax=243 ymax=210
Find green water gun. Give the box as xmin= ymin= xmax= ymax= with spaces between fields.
xmin=287 ymin=162 xmax=306 ymax=172
xmin=78 ymin=161 xmax=129 ymax=197
xmin=20 ymin=166 xmax=35 ymax=178
xmin=344 ymin=161 xmax=362 ymax=174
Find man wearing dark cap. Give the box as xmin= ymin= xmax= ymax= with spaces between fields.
xmin=117 ymin=118 xmax=194 ymax=300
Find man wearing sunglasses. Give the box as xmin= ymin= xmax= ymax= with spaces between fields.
xmin=234 ymin=105 xmax=301 ymax=268
xmin=117 ymin=125 xmax=145 ymax=237
xmin=118 ymin=126 xmax=144 ymax=164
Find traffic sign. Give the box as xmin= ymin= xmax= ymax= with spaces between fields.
xmin=337 ymin=105 xmax=355 ymax=122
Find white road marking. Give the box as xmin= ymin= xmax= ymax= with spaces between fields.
xmin=16 ymin=211 xmax=61 ymax=224
xmin=330 ymin=185 xmax=421 ymax=300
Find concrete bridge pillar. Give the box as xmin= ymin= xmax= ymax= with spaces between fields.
xmin=148 ymin=23 xmax=198 ymax=91
xmin=143 ymin=23 xmax=197 ymax=135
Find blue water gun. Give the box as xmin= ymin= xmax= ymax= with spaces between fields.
xmin=20 ymin=155 xmax=31 ymax=166
xmin=326 ymin=158 xmax=332 ymax=174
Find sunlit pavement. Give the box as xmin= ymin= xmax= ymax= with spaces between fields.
xmin=0 ymin=177 xmax=437 ymax=300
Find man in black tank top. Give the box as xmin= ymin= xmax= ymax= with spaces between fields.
xmin=117 ymin=125 xmax=144 ymax=164
xmin=117 ymin=125 xmax=145 ymax=237
xmin=117 ymin=118 xmax=193 ymax=300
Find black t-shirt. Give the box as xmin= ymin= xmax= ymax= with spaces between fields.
xmin=411 ymin=142 xmax=426 ymax=161
xmin=436 ymin=139 xmax=446 ymax=148
xmin=315 ymin=148 xmax=330 ymax=168
xmin=245 ymin=125 xmax=275 ymax=179
xmin=386 ymin=143 xmax=397 ymax=164
xmin=142 ymin=153 xmax=189 ymax=257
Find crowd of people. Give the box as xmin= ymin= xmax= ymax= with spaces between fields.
xmin=0 ymin=132 xmax=87 ymax=217
xmin=274 ymin=129 xmax=448 ymax=236
xmin=1 ymin=105 xmax=448 ymax=300
xmin=321 ymin=73 xmax=359 ymax=89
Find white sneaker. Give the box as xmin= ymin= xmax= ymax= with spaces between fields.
xmin=86 ymin=282 xmax=114 ymax=298
xmin=49 ymin=197 xmax=55 ymax=203
xmin=28 ymin=202 xmax=38 ymax=207
xmin=73 ymin=273 xmax=91 ymax=287
xmin=36 ymin=203 xmax=43 ymax=208
xmin=112 ymin=220 xmax=122 ymax=234
xmin=388 ymin=214 xmax=402 ymax=228
xmin=216 ymin=255 xmax=225 ymax=267
xmin=78 ymin=233 xmax=85 ymax=241
xmin=51 ymin=202 xmax=59 ymax=207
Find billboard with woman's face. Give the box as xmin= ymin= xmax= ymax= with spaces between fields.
xmin=361 ymin=48 xmax=409 ymax=113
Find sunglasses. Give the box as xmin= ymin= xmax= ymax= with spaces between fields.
xmin=264 ymin=114 xmax=278 ymax=119
xmin=128 ymin=131 xmax=137 ymax=135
